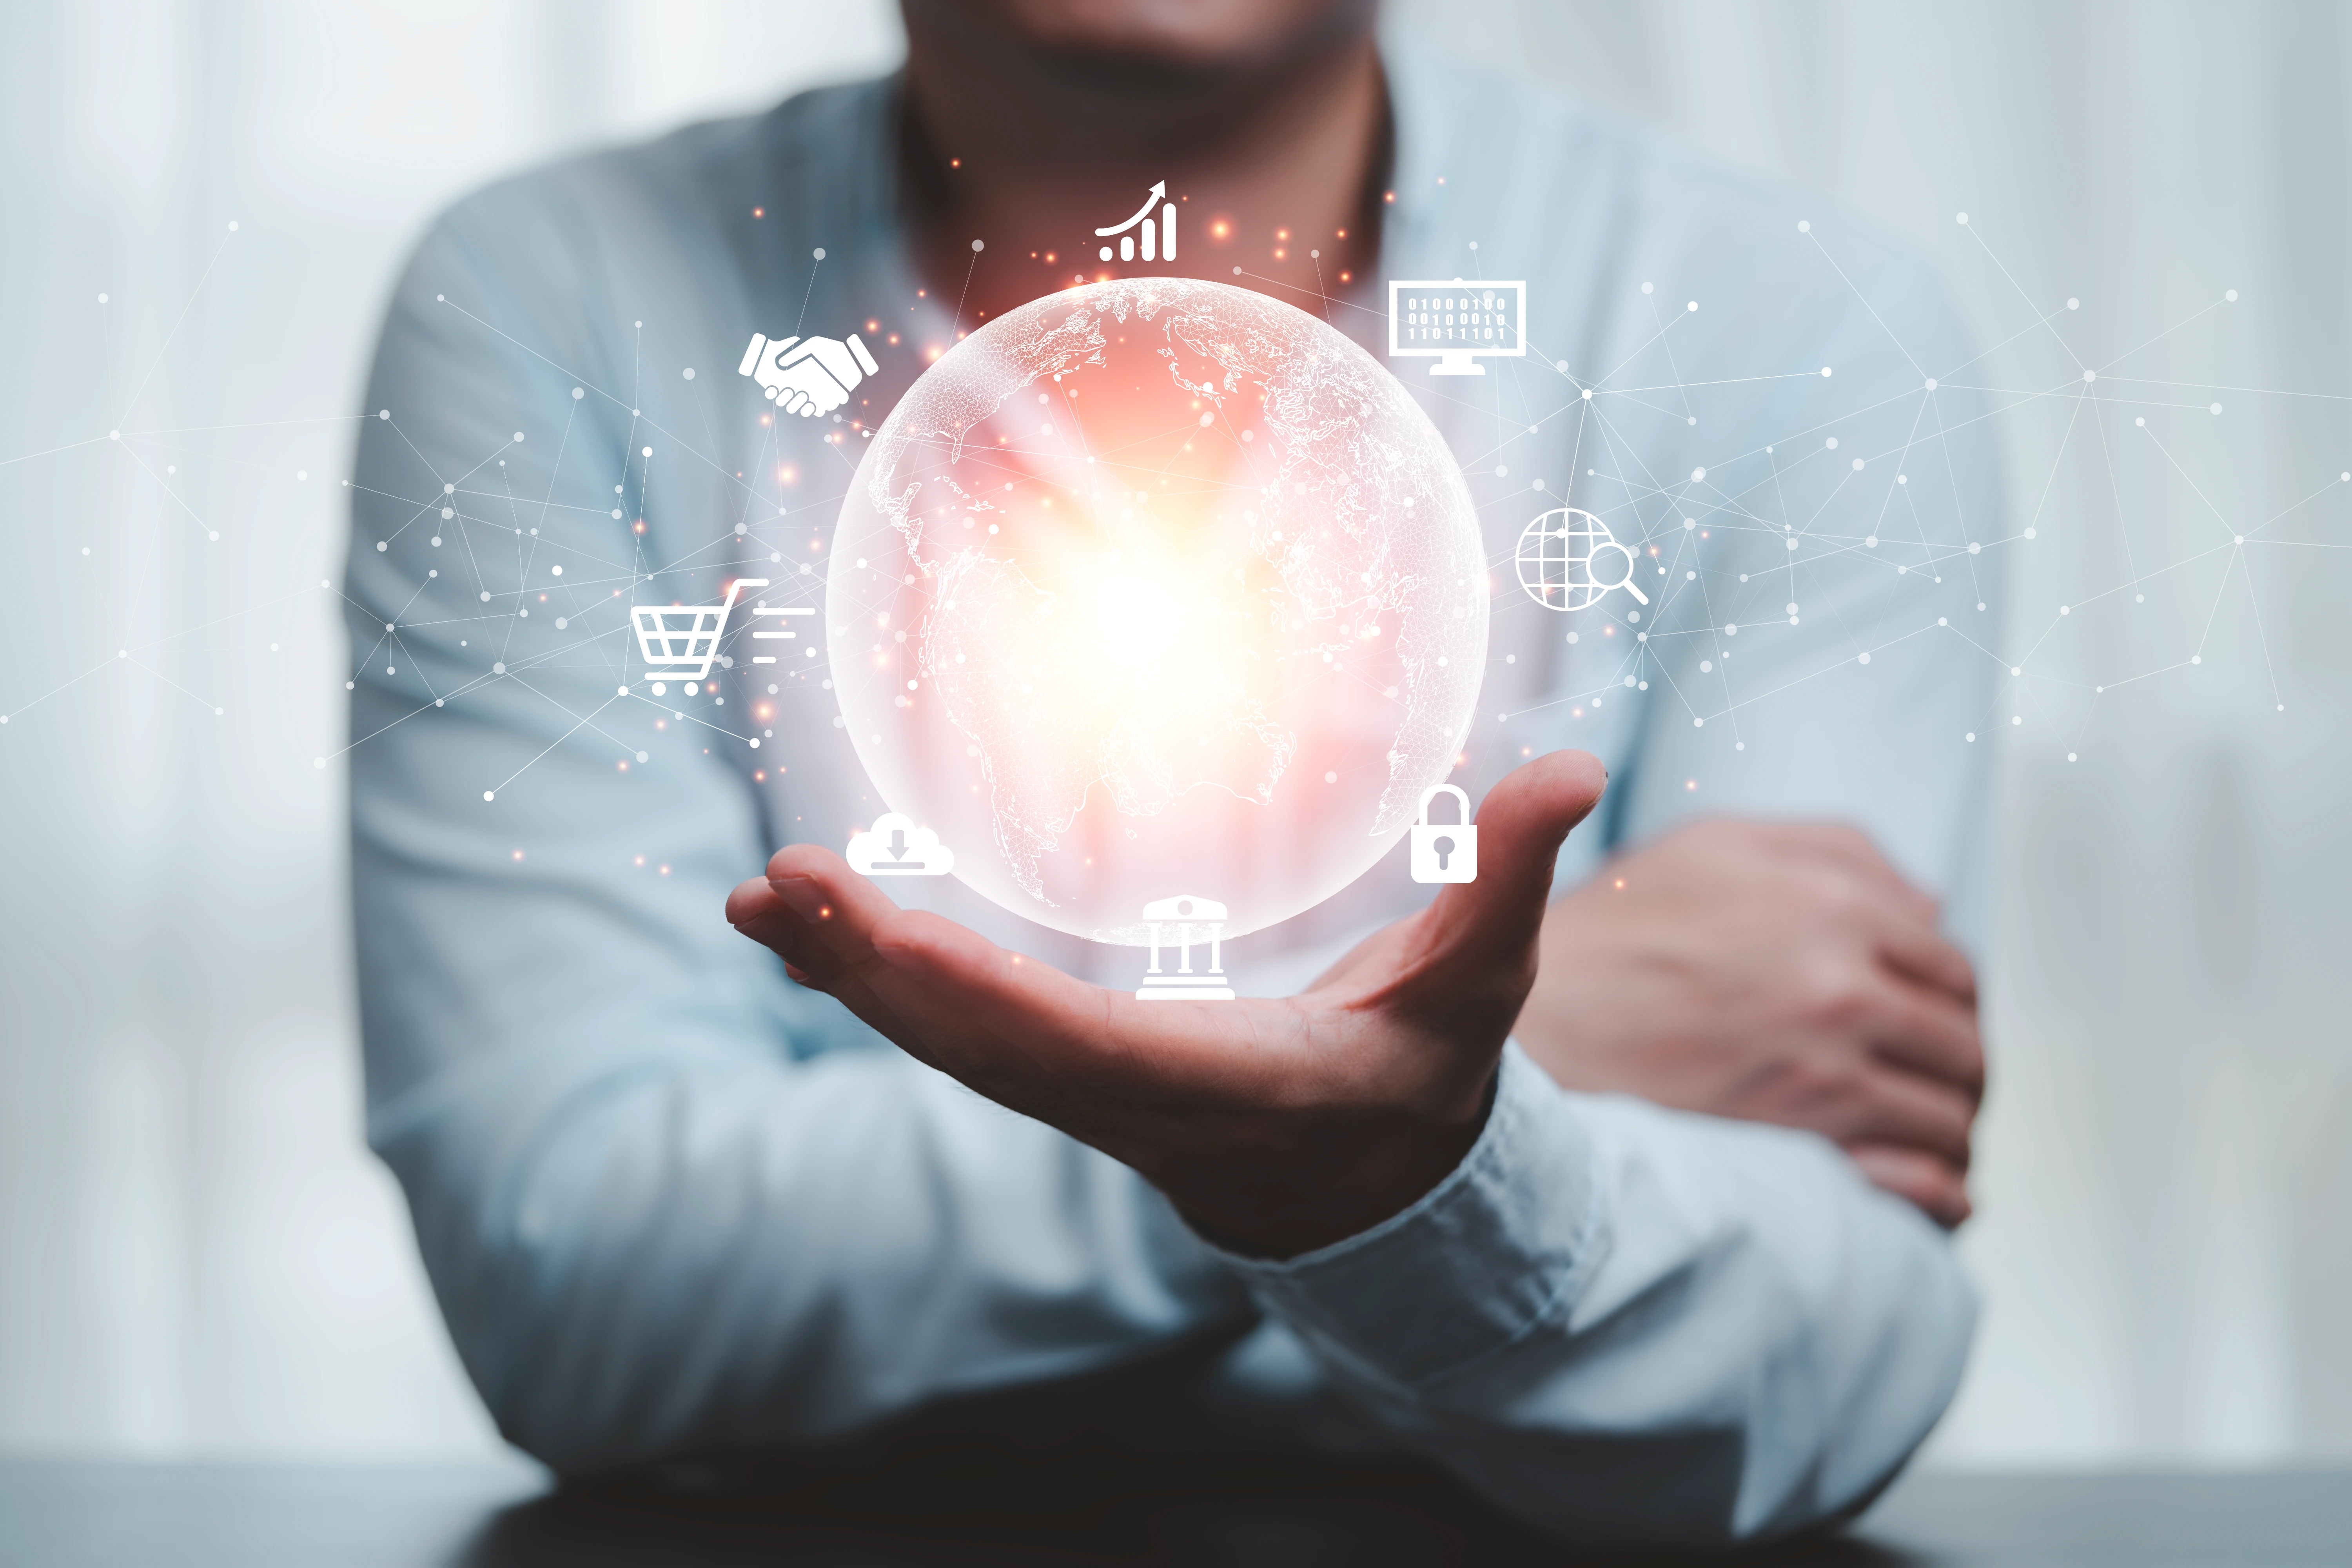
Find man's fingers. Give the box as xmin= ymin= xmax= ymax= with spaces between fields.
xmin=1383 ymin=750 xmax=1607 ymax=1001
xmin=1847 ymin=1142 xmax=1973 ymax=1229
xmin=1863 ymin=974 xmax=1986 ymax=1100
xmin=1837 ymin=1058 xmax=1977 ymax=1166
xmin=1873 ymin=916 xmax=1979 ymax=1008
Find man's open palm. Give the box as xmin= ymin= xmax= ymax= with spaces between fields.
xmin=727 ymin=750 xmax=1606 ymax=1258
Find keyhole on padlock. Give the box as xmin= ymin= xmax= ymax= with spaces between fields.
xmin=1432 ymin=836 xmax=1455 ymax=871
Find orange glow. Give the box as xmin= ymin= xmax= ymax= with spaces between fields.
xmin=751 ymin=207 xmax=764 ymax=219
xmin=1209 ymin=219 xmax=1232 ymax=241
xmin=866 ymin=319 xmax=880 ymax=332
xmin=1615 ymin=878 xmax=1626 ymax=890
xmin=633 ymin=520 xmax=646 ymax=534
xmin=1276 ymin=228 xmax=1290 ymax=241
xmin=1339 ymin=272 xmax=1352 ymax=283
xmin=949 ymin=158 xmax=961 ymax=169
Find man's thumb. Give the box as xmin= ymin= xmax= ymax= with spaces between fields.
xmin=1411 ymin=750 xmax=1607 ymax=980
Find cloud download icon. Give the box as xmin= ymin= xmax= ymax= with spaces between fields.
xmin=846 ymin=813 xmax=956 ymax=877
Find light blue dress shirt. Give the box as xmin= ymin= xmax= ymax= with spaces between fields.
xmin=347 ymin=36 xmax=1999 ymax=1548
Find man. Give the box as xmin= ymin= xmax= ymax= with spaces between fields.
xmin=347 ymin=0 xmax=1995 ymax=1546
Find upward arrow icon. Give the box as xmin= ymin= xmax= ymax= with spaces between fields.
xmin=1095 ymin=180 xmax=1168 ymax=238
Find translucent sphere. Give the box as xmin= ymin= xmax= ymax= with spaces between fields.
xmin=829 ymin=279 xmax=1486 ymax=945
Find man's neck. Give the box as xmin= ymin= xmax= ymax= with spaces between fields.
xmin=895 ymin=27 xmax=1390 ymax=330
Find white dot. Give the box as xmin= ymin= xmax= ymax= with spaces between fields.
xmin=1956 ymin=212 xmax=1969 ymax=225
xmin=637 ymin=750 xmax=649 ymax=762
xmin=612 ymin=510 xmax=623 ymax=519
xmin=442 ymin=507 xmax=454 ymax=519
xmin=1866 ymin=535 xmax=1879 ymax=548
xmin=1495 ymin=465 xmax=1508 ymax=478
xmin=1642 ymin=282 xmax=1654 ymax=294
xmin=2137 ymin=417 xmax=2147 ymax=427
xmin=1858 ymin=652 xmax=1871 ymax=664
xmin=642 ymin=445 xmax=652 ymax=456
xmin=376 ymin=541 xmax=387 ymax=552
xmin=2225 ymin=289 xmax=2238 ymax=302
xmin=1691 ymin=466 xmax=1706 ymax=481
xmin=1969 ymin=541 xmax=1982 ymax=554
xmin=480 ymin=591 xmax=491 ymax=602
xmin=2210 ymin=403 xmax=2223 ymax=415
xmin=572 ymin=387 xmax=584 ymax=399
xmin=1687 ymin=300 xmax=1698 ymax=312
xmin=227 ymin=220 xmax=238 ymax=231
xmin=1825 ymin=437 xmax=1838 ymax=450
xmin=1693 ymin=717 xmax=1704 ymax=727
xmin=2068 ymin=752 xmax=2078 ymax=762
xmin=1797 ymin=220 xmax=1810 ymax=233
xmin=1852 ymin=458 xmax=1864 ymax=471
xmin=2025 ymin=527 xmax=2038 ymax=539
xmin=1724 ymin=623 xmax=1739 ymax=635
xmin=483 ymin=791 xmax=495 ymax=802
xmin=2013 ymin=715 xmax=2022 ymax=724
xmin=1324 ymin=771 xmax=1338 ymax=784
xmin=1924 ymin=378 xmax=1937 ymax=390
xmin=514 ymin=432 xmax=524 ymax=442
xmin=313 ymin=758 xmax=325 ymax=769
xmin=109 ymin=430 xmax=119 ymax=441
xmin=2192 ymin=655 xmax=2203 ymax=665
xmin=2060 ymin=604 xmax=2071 ymax=614
xmin=1965 ymin=732 xmax=1976 ymax=742
xmin=813 ymin=247 xmax=826 ymax=260
xmin=2067 ymin=298 xmax=2080 ymax=310
xmin=1583 ymin=388 xmax=1593 ymax=400
xmin=2083 ymin=370 xmax=2096 ymax=383
xmin=1821 ymin=366 xmax=1833 ymax=378
xmin=682 ymin=367 xmax=695 ymax=380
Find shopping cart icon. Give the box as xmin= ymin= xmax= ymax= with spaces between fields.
xmin=632 ymin=577 xmax=765 ymax=691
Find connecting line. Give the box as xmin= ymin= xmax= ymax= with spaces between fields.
xmin=115 ymin=442 xmax=218 ymax=538
xmin=2136 ymin=420 xmax=2245 ymax=546
xmin=485 ymin=688 xmax=632 ymax=798
xmin=121 ymin=656 xmax=223 ymax=715
xmin=1955 ymin=218 xmax=2082 ymax=375
xmin=115 ymin=224 xmax=236 ymax=427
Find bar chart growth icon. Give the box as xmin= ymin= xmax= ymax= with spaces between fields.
xmin=1096 ymin=180 xmax=1176 ymax=265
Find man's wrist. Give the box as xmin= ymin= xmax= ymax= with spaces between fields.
xmin=1167 ymin=1056 xmax=1504 ymax=1262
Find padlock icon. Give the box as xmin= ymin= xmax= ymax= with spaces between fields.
xmin=1410 ymin=784 xmax=1479 ymax=884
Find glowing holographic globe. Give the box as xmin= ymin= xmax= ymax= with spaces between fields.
xmin=828 ymin=278 xmax=1487 ymax=945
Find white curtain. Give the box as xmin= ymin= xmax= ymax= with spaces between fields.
xmin=0 ymin=0 xmax=2344 ymax=1464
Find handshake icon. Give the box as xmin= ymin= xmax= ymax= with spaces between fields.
xmin=738 ymin=328 xmax=880 ymax=417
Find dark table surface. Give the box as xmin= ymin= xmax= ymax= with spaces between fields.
xmin=4 ymin=1452 xmax=2348 ymax=1567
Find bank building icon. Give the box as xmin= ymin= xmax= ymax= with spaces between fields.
xmin=1133 ymin=895 xmax=1236 ymax=1002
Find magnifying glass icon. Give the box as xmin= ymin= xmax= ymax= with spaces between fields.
xmin=1587 ymin=537 xmax=1650 ymax=605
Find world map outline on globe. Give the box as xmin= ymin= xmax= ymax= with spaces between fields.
xmin=828 ymin=278 xmax=1488 ymax=945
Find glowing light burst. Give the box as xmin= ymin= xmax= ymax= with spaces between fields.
xmin=828 ymin=279 xmax=1486 ymax=944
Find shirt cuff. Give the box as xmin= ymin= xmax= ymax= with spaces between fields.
xmin=1213 ymin=1041 xmax=1604 ymax=1388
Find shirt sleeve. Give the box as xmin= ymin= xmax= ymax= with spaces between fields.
xmin=345 ymin=196 xmax=1252 ymax=1476
xmin=1218 ymin=1044 xmax=1976 ymax=1546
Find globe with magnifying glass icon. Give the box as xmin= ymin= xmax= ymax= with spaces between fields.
xmin=1516 ymin=506 xmax=1651 ymax=612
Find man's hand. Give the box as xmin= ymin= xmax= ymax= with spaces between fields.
xmin=728 ymin=752 xmax=1607 ymax=1259
xmin=737 ymin=330 xmax=880 ymax=417
xmin=1513 ymin=821 xmax=1984 ymax=1227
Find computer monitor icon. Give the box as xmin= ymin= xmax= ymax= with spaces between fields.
xmin=1387 ymin=278 xmax=1527 ymax=376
